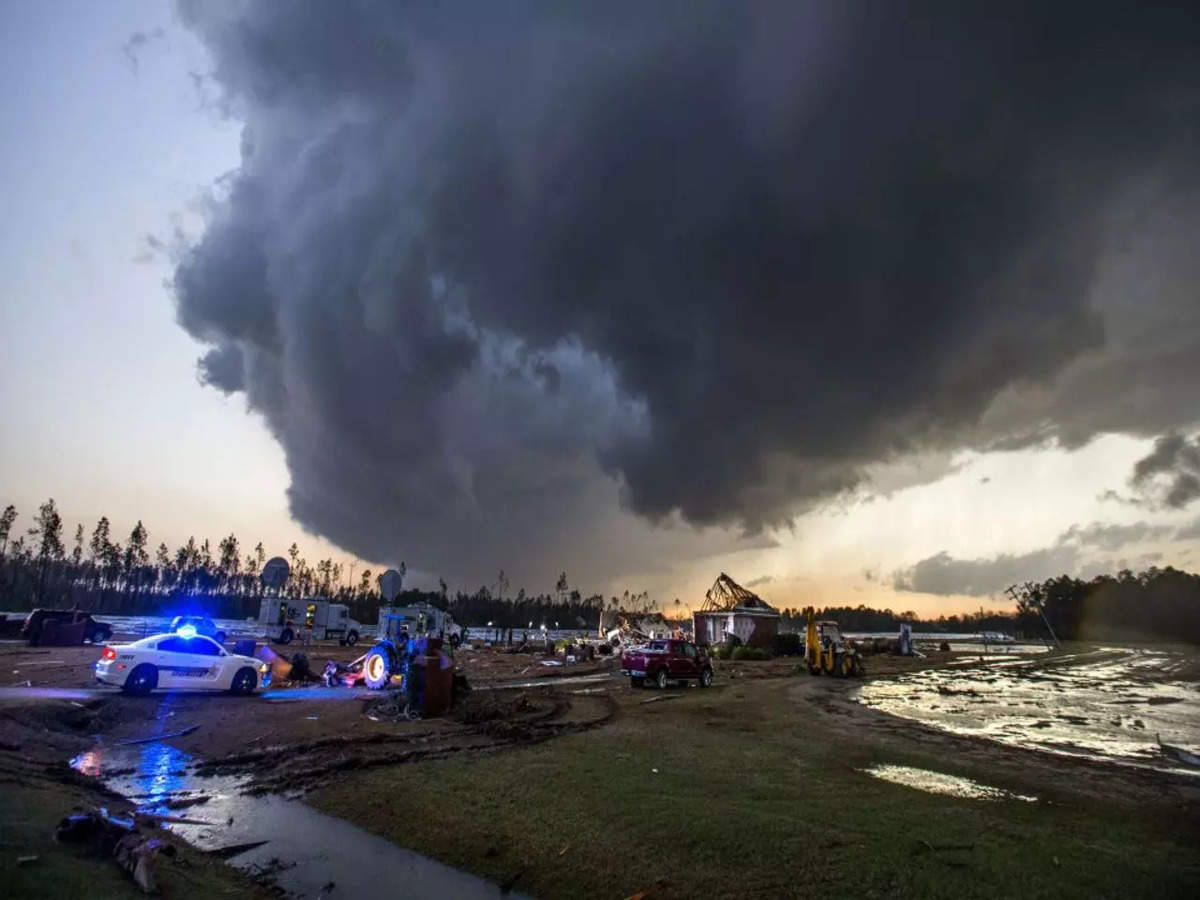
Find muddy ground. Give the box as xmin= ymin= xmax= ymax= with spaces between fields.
xmin=2 ymin=639 xmax=1196 ymax=897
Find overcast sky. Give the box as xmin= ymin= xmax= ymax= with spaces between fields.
xmin=1 ymin=1 xmax=1198 ymax=615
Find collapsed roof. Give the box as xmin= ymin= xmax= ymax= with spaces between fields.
xmin=698 ymin=573 xmax=778 ymax=614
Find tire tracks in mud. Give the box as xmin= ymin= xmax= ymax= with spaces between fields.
xmin=194 ymin=689 xmax=618 ymax=796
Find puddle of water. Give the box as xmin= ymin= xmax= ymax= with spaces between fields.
xmin=856 ymin=647 xmax=1200 ymax=775
xmin=862 ymin=764 xmax=1037 ymax=802
xmin=71 ymin=742 xmax=527 ymax=899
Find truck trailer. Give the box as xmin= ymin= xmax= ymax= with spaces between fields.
xmin=258 ymin=598 xmax=363 ymax=645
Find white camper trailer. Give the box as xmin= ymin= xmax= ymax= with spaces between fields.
xmin=258 ymin=597 xmax=362 ymax=645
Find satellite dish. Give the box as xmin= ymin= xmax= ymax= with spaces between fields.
xmin=378 ymin=568 xmax=403 ymax=603
xmin=261 ymin=557 xmax=290 ymax=589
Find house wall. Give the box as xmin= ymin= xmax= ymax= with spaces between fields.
xmin=693 ymin=611 xmax=779 ymax=647
xmin=734 ymin=613 xmax=779 ymax=648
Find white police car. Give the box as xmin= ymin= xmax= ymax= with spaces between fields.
xmin=95 ymin=629 xmax=269 ymax=695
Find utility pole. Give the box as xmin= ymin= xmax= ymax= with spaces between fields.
xmin=1006 ymin=583 xmax=1060 ymax=651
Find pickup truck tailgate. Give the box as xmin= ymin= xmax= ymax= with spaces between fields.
xmin=620 ymin=649 xmax=664 ymax=675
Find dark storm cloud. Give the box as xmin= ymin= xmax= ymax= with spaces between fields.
xmin=895 ymin=517 xmax=1177 ymax=596
xmin=172 ymin=2 xmax=1200 ymax=580
xmin=893 ymin=546 xmax=1079 ymax=598
xmin=1057 ymin=520 xmax=1174 ymax=553
xmin=1128 ymin=433 xmax=1200 ymax=510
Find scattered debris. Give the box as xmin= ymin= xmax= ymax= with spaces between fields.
xmin=205 ymin=839 xmax=270 ymax=860
xmin=120 ymin=724 xmax=199 ymax=746
xmin=16 ymin=855 xmax=38 ymax=867
xmin=114 ymin=832 xmax=168 ymax=893
xmin=54 ymin=808 xmax=171 ymax=894
xmin=1158 ymin=734 xmax=1200 ymax=767
xmin=641 ymin=695 xmax=682 ymax=705
xmin=134 ymin=811 xmax=216 ymax=826
xmin=163 ymin=794 xmax=211 ymax=810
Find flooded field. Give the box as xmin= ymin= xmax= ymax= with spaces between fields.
xmin=856 ymin=646 xmax=1200 ymax=775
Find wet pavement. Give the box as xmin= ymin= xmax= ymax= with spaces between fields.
xmin=856 ymin=647 xmax=1200 ymax=775
xmin=71 ymin=741 xmax=529 ymax=898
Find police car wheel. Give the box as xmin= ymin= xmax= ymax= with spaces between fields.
xmin=230 ymin=668 xmax=258 ymax=695
xmin=123 ymin=664 xmax=157 ymax=695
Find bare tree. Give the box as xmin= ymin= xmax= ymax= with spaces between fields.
xmin=0 ymin=505 xmax=16 ymax=559
xmin=28 ymin=499 xmax=65 ymax=603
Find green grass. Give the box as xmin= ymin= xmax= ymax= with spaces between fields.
xmin=311 ymin=681 xmax=1200 ymax=899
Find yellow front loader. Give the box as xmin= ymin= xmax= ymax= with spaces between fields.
xmin=803 ymin=607 xmax=864 ymax=677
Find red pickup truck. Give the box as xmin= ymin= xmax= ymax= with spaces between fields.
xmin=621 ymin=639 xmax=713 ymax=689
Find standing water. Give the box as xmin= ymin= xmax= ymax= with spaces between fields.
xmin=71 ymin=742 xmax=527 ymax=898
xmin=856 ymin=646 xmax=1200 ymax=775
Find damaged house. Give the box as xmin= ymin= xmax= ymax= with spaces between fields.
xmin=693 ymin=573 xmax=780 ymax=648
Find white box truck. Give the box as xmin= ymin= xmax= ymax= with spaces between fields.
xmin=377 ymin=601 xmax=463 ymax=647
xmin=259 ymin=597 xmax=363 ymax=646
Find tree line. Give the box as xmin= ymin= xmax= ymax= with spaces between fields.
xmin=1011 ymin=567 xmax=1200 ymax=644
xmin=776 ymin=604 xmax=1018 ymax=635
xmin=5 ymin=499 xmax=1194 ymax=641
xmin=0 ymin=499 xmax=638 ymax=627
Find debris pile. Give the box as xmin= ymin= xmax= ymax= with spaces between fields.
xmin=599 ymin=610 xmax=675 ymax=650
xmin=56 ymin=808 xmax=176 ymax=894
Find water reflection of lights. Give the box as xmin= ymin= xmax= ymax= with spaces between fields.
xmin=135 ymin=742 xmax=190 ymax=807
xmin=71 ymin=742 xmax=192 ymax=810
xmin=70 ymin=749 xmax=102 ymax=777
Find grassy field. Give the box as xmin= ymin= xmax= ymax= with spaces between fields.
xmin=312 ymin=677 xmax=1200 ymax=899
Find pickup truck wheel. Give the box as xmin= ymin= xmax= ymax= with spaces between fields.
xmin=123 ymin=664 xmax=157 ymax=695
xmin=278 ymin=628 xmax=293 ymax=645
xmin=631 ymin=676 xmax=645 ymax=689
xmin=655 ymin=668 xmax=668 ymax=690
xmin=230 ymin=667 xmax=258 ymax=695
xmin=700 ymin=668 xmax=713 ymax=687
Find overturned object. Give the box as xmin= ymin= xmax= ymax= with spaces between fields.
xmin=56 ymin=808 xmax=172 ymax=894
xmin=115 ymin=832 xmax=168 ymax=893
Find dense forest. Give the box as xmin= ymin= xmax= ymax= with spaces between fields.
xmin=0 ymin=499 xmax=638 ymax=628
xmin=1008 ymin=568 xmax=1200 ymax=644
xmin=777 ymin=606 xmax=1018 ymax=636
xmin=2 ymin=500 xmax=1196 ymax=642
